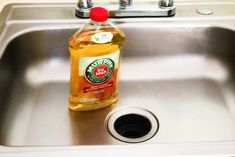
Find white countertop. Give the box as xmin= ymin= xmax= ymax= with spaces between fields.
xmin=0 ymin=0 xmax=154 ymax=12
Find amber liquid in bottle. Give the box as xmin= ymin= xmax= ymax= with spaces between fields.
xmin=68 ymin=23 xmax=125 ymax=111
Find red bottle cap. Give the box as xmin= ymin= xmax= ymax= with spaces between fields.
xmin=90 ymin=7 xmax=109 ymax=22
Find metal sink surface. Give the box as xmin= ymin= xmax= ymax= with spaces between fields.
xmin=0 ymin=1 xmax=235 ymax=156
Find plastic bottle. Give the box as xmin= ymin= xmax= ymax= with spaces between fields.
xmin=68 ymin=7 xmax=125 ymax=111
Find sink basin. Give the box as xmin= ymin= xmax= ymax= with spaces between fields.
xmin=0 ymin=2 xmax=235 ymax=156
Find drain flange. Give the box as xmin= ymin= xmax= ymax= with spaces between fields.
xmin=105 ymin=107 xmax=159 ymax=143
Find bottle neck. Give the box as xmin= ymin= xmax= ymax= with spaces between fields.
xmin=90 ymin=19 xmax=108 ymax=26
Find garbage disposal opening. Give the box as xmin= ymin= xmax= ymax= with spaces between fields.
xmin=105 ymin=107 xmax=159 ymax=143
xmin=114 ymin=114 xmax=151 ymax=139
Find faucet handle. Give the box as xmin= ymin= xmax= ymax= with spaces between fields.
xmin=159 ymin=0 xmax=174 ymax=8
xmin=119 ymin=0 xmax=133 ymax=9
xmin=78 ymin=0 xmax=93 ymax=9
xmin=75 ymin=0 xmax=93 ymax=17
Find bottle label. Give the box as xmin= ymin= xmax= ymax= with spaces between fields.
xmin=85 ymin=58 xmax=114 ymax=84
xmin=91 ymin=32 xmax=113 ymax=44
xmin=78 ymin=50 xmax=120 ymax=103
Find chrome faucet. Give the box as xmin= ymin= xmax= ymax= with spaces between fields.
xmin=75 ymin=0 xmax=93 ymax=17
xmin=75 ymin=0 xmax=175 ymax=18
xmin=119 ymin=0 xmax=173 ymax=8
xmin=119 ymin=0 xmax=132 ymax=9
xmin=159 ymin=0 xmax=174 ymax=7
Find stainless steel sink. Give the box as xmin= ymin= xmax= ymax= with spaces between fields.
xmin=0 ymin=1 xmax=235 ymax=156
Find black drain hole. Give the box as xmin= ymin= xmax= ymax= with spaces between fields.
xmin=114 ymin=114 xmax=151 ymax=139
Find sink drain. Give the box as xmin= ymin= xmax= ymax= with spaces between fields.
xmin=105 ymin=107 xmax=159 ymax=143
